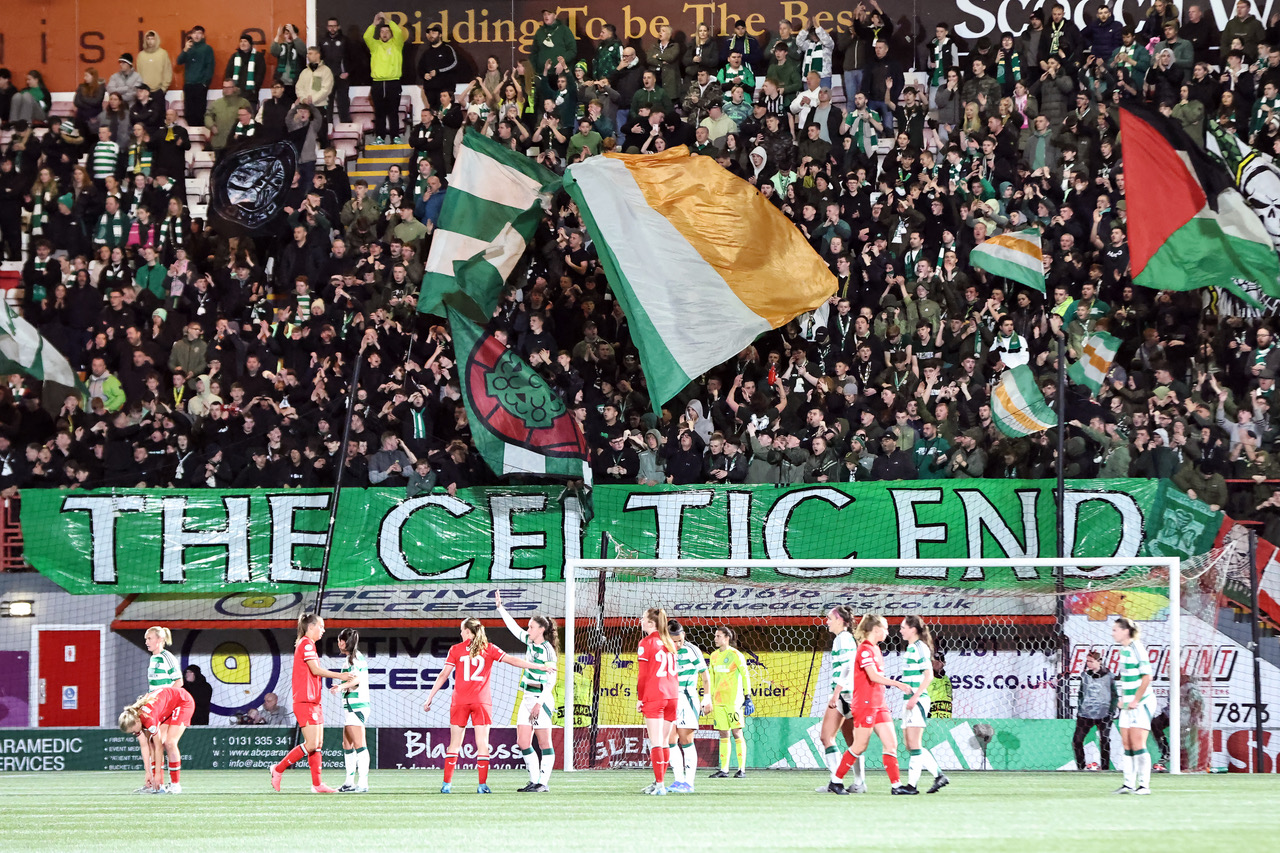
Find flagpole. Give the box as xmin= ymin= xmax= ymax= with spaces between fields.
xmin=1054 ymin=315 xmax=1069 ymax=721
xmin=313 ymin=340 xmax=367 ymax=614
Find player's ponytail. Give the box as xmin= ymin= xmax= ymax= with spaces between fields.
xmin=118 ymin=694 xmax=151 ymax=732
xmin=145 ymin=626 xmax=172 ymax=647
xmin=854 ymin=614 xmax=886 ymax=642
xmin=646 ymin=607 xmax=676 ymax=655
xmin=296 ymin=612 xmax=320 ymax=641
xmin=830 ymin=605 xmax=855 ymax=632
xmin=338 ymin=628 xmax=359 ymax=665
xmin=902 ymin=615 xmax=934 ymax=653
xmin=463 ymin=617 xmax=488 ymax=657
xmin=531 ymin=614 xmax=559 ymax=651
xmin=1114 ymin=616 xmax=1140 ymax=639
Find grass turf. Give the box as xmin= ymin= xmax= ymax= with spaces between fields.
xmin=0 ymin=769 xmax=1275 ymax=852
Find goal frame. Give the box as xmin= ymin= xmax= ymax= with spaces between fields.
xmin=562 ymin=557 xmax=1182 ymax=774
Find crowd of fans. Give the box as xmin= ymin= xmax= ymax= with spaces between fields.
xmin=2 ymin=3 xmax=1280 ymax=532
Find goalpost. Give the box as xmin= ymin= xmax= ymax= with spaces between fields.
xmin=561 ymin=555 xmax=1236 ymax=775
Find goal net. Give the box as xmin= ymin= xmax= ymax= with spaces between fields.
xmin=563 ymin=552 xmax=1239 ymax=774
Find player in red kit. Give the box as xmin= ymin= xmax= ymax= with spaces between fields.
xmin=830 ymin=614 xmax=913 ymax=795
xmin=422 ymin=617 xmax=550 ymax=794
xmin=636 ymin=607 xmax=679 ymax=796
xmin=271 ymin=613 xmax=354 ymax=793
xmin=119 ymin=685 xmax=195 ymax=793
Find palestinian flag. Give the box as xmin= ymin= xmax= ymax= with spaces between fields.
xmin=1067 ymin=330 xmax=1120 ymax=395
xmin=1118 ymin=106 xmax=1280 ymax=303
xmin=445 ymin=286 xmax=591 ymax=484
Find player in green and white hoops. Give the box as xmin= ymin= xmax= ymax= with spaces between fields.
xmin=818 ymin=605 xmax=859 ymax=791
xmin=898 ymin=615 xmax=948 ymax=794
xmin=1112 ymin=616 xmax=1156 ymax=795
xmin=144 ymin=626 xmax=182 ymax=690
xmin=331 ymin=628 xmax=370 ymax=793
xmin=497 ymin=590 xmax=559 ymax=792
xmin=137 ymin=626 xmax=182 ymax=793
xmin=667 ymin=620 xmax=712 ymax=793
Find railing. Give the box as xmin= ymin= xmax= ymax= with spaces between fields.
xmin=0 ymin=498 xmax=26 ymax=572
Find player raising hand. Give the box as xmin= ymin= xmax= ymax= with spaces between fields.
xmin=636 ymin=607 xmax=679 ymax=795
xmin=496 ymin=590 xmax=560 ymax=792
xmin=422 ymin=617 xmax=550 ymax=794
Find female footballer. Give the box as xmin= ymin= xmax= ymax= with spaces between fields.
xmin=422 ymin=617 xmax=550 ymax=794
xmin=271 ymin=613 xmax=354 ymax=794
xmin=899 ymin=615 xmax=948 ymax=793
xmin=708 ymin=625 xmax=752 ymax=779
xmin=1113 ymin=616 xmax=1156 ymax=795
xmin=636 ymin=607 xmax=679 ymax=795
xmin=119 ymin=685 xmax=195 ymax=794
xmin=330 ymin=628 xmax=371 ymax=793
xmin=830 ymin=614 xmax=912 ymax=794
xmin=496 ymin=590 xmax=560 ymax=792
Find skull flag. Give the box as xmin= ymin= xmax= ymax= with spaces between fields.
xmin=209 ymin=140 xmax=298 ymax=238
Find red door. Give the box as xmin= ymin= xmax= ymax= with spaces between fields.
xmin=37 ymin=628 xmax=101 ymax=727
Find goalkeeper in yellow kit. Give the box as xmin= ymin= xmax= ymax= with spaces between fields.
xmin=708 ymin=626 xmax=753 ymax=778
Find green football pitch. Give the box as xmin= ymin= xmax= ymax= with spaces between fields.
xmin=0 ymin=770 xmax=1276 ymax=852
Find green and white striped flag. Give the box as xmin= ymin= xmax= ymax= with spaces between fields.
xmin=418 ymin=129 xmax=559 ymax=315
xmin=970 ymin=228 xmax=1045 ymax=292
xmin=0 ymin=300 xmax=84 ymax=391
xmin=1067 ymin=330 xmax=1120 ymax=395
xmin=991 ymin=364 xmax=1056 ymax=437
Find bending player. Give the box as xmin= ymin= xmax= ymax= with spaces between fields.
xmin=898 ymin=615 xmax=948 ymax=794
xmin=636 ymin=607 xmax=678 ymax=795
xmin=708 ymin=626 xmax=752 ymax=778
xmin=668 ymin=620 xmax=711 ymax=792
xmin=1113 ymin=616 xmax=1156 ymax=795
xmin=118 ymin=685 xmax=195 ymax=794
xmin=496 ymin=591 xmax=560 ymax=792
xmin=829 ymin=614 xmax=911 ymax=795
xmin=422 ymin=616 xmax=549 ymax=794
xmin=331 ymin=628 xmax=371 ymax=793
xmin=271 ymin=613 xmax=354 ymax=793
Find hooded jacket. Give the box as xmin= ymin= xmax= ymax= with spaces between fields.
xmin=1077 ymin=665 xmax=1117 ymax=720
xmin=137 ymin=31 xmax=174 ymax=92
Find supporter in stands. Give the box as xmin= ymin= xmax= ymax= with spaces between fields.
xmin=176 ymin=26 xmax=215 ymax=126
xmin=364 ymin=12 xmax=408 ymax=144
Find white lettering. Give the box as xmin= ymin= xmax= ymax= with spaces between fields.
xmin=160 ymin=497 xmax=250 ymax=583
xmin=490 ymin=494 xmax=548 ymax=579
xmin=61 ymin=496 xmax=146 ymax=583
xmin=267 ymin=494 xmax=330 ymax=584
xmin=378 ymin=495 xmax=474 ymax=580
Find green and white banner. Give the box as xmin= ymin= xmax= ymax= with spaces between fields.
xmin=20 ymin=479 xmax=1222 ymax=595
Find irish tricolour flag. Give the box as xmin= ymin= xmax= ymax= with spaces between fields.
xmin=992 ymin=365 xmax=1056 ymax=438
xmin=969 ymin=229 xmax=1045 ymax=292
xmin=564 ymin=148 xmax=836 ymax=404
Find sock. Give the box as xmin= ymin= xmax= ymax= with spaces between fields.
xmin=1121 ymin=750 xmax=1136 ymax=790
xmin=538 ymin=748 xmax=554 ymax=786
xmin=444 ymin=752 xmax=457 ymax=784
xmin=824 ymin=745 xmax=840 ymax=776
xmin=661 ymin=747 xmax=671 ymax=783
xmin=307 ymin=750 xmax=322 ymax=787
xmin=355 ymin=747 xmax=369 ymax=787
xmin=668 ymin=742 xmax=684 ymax=783
xmin=919 ymin=746 xmax=941 ymax=778
xmin=275 ymin=745 xmax=306 ymax=774
xmin=651 ymin=747 xmax=665 ymax=784
xmin=344 ymin=748 xmax=356 ymax=785
xmin=477 ymin=751 xmax=490 ymax=785
xmin=168 ymin=760 xmax=180 ymax=784
xmin=908 ymin=749 xmax=923 ymax=787
xmin=884 ymin=753 xmax=900 ymax=786
xmin=681 ymin=743 xmax=697 ymax=785
xmin=719 ymin=738 xmax=730 ymax=772
xmin=1137 ymin=751 xmax=1152 ymax=788
xmin=522 ymin=747 xmax=540 ymax=784
xmin=853 ymin=754 xmax=866 ymax=787
xmin=735 ymin=738 xmax=746 ymax=771
xmin=835 ymin=748 xmax=860 ymax=782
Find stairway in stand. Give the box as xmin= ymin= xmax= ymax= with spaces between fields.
xmin=349 ymin=142 xmax=413 ymax=194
